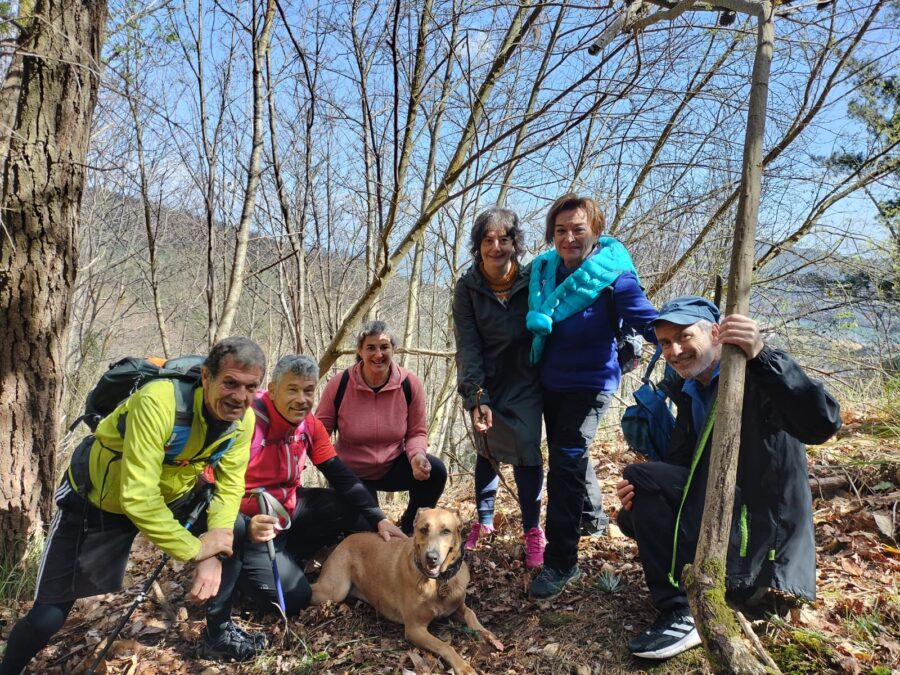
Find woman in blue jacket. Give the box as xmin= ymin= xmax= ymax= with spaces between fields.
xmin=526 ymin=193 xmax=657 ymax=600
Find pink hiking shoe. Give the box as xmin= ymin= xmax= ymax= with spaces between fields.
xmin=523 ymin=527 xmax=546 ymax=569
xmin=464 ymin=522 xmax=495 ymax=551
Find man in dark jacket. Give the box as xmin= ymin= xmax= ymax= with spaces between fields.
xmin=616 ymin=296 xmax=841 ymax=660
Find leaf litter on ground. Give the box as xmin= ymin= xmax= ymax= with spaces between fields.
xmin=2 ymin=413 xmax=898 ymax=674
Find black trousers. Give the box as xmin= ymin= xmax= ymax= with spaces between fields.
xmin=0 ymin=480 xmax=207 ymax=675
xmin=362 ymin=452 xmax=447 ymax=533
xmin=207 ymin=487 xmax=371 ymax=622
xmin=543 ymin=390 xmax=613 ymax=571
xmin=617 ymin=462 xmax=695 ymax=613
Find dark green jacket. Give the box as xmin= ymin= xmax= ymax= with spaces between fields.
xmin=452 ymin=263 xmax=543 ymax=466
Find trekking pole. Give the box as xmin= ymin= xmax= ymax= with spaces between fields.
xmin=253 ymin=488 xmax=287 ymax=615
xmin=85 ymin=484 xmax=214 ymax=675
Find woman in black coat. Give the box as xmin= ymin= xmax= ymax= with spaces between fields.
xmin=452 ymin=207 xmax=545 ymax=568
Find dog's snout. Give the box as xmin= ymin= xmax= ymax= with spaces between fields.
xmin=426 ymin=548 xmax=441 ymax=566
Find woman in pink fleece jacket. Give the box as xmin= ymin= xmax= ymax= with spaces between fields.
xmin=316 ymin=320 xmax=447 ymax=534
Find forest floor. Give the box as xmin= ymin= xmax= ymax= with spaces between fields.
xmin=1 ymin=406 xmax=898 ymax=675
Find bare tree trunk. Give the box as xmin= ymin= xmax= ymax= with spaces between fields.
xmin=215 ymin=0 xmax=276 ymax=341
xmin=127 ymin=80 xmax=172 ymax=358
xmin=186 ymin=0 xmax=222 ymax=345
xmin=0 ymin=0 xmax=108 ymax=563
xmin=400 ymin=242 xmax=424 ymax=367
xmin=683 ymin=3 xmax=778 ymax=673
xmin=644 ymin=0 xmax=884 ymax=298
xmin=401 ymin=1 xmax=458 ymax=361
xmin=318 ymin=1 xmax=544 ymax=374
xmin=497 ymin=2 xmax=567 ymax=207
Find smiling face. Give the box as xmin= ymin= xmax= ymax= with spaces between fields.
xmin=479 ymin=226 xmax=516 ymax=277
xmin=268 ymin=373 xmax=316 ymax=425
xmin=202 ymin=356 xmax=264 ymax=422
xmin=358 ymin=333 xmax=395 ymax=386
xmin=655 ymin=320 xmax=721 ymax=385
xmin=553 ymin=207 xmax=599 ymax=269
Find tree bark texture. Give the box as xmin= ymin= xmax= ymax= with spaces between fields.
xmin=214 ymin=0 xmax=276 ymax=342
xmin=684 ymin=2 xmax=778 ymax=673
xmin=0 ymin=0 xmax=108 ymax=563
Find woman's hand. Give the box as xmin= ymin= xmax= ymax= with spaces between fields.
xmin=411 ymin=453 xmax=431 ymax=481
xmin=248 ymin=513 xmax=278 ymax=544
xmin=471 ymin=404 xmax=493 ymax=433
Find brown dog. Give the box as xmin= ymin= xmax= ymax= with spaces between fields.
xmin=310 ymin=507 xmax=503 ymax=674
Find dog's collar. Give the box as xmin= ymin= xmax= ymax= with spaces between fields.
xmin=414 ymin=547 xmax=465 ymax=596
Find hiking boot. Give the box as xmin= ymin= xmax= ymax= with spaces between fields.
xmin=523 ymin=527 xmax=545 ymax=569
xmin=529 ymin=564 xmax=581 ymax=600
xmin=628 ymin=608 xmax=701 ymax=660
xmin=464 ymin=522 xmax=495 ymax=551
xmin=200 ymin=621 xmax=267 ymax=662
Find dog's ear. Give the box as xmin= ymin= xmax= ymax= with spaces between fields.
xmin=412 ymin=507 xmax=424 ymax=530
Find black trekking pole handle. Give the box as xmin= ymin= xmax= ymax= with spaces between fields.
xmin=85 ymin=485 xmax=214 ymax=675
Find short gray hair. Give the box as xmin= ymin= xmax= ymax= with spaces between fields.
xmin=469 ymin=207 xmax=524 ymax=262
xmin=270 ymin=354 xmax=319 ymax=384
xmin=693 ymin=319 xmax=714 ymax=334
xmin=355 ymin=320 xmax=398 ymax=361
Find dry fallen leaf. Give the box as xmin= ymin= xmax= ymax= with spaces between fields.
xmin=873 ymin=511 xmax=894 ymax=538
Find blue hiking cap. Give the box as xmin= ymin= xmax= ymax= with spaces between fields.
xmin=653 ymin=295 xmax=720 ymax=326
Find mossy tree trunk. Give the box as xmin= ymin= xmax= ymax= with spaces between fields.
xmin=683 ymin=1 xmax=780 ymax=673
xmin=594 ymin=0 xmax=784 ymax=671
xmin=0 ymin=0 xmax=108 ymax=563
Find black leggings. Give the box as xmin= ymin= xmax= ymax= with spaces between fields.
xmin=362 ymin=452 xmax=447 ymax=533
xmin=0 ymin=600 xmax=74 ymax=675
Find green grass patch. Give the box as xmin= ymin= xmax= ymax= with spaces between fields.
xmin=767 ymin=619 xmax=834 ymax=675
xmin=0 ymin=534 xmax=44 ymax=603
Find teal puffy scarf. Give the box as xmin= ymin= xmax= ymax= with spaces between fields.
xmin=526 ymin=236 xmax=638 ymax=364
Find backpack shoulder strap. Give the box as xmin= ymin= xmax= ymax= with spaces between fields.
xmin=332 ymin=369 xmax=351 ymax=432
xmin=641 ymin=345 xmax=664 ymax=385
xmin=172 ymin=378 xmax=197 ymax=428
xmin=401 ymin=376 xmax=412 ymax=406
xmin=163 ymin=379 xmax=202 ymax=463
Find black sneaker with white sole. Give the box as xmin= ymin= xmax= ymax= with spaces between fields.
xmin=200 ymin=620 xmax=267 ymax=662
xmin=628 ymin=609 xmax=702 ymax=659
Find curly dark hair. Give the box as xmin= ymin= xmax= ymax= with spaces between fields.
xmin=469 ymin=207 xmax=525 ymax=262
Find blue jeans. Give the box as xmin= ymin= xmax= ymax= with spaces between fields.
xmin=543 ymin=389 xmax=613 ymax=570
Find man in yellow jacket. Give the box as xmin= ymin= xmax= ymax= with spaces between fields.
xmin=0 ymin=337 xmax=266 ymax=674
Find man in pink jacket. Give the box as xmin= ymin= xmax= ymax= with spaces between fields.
xmin=316 ymin=320 xmax=447 ymax=534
